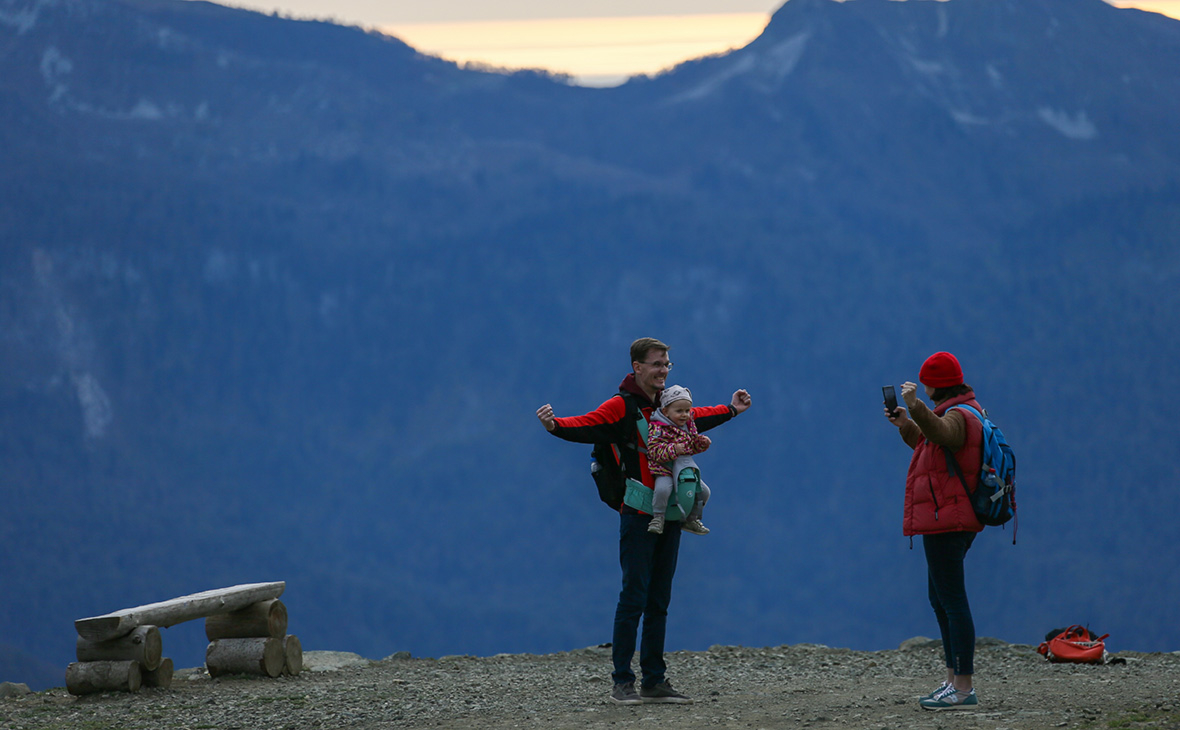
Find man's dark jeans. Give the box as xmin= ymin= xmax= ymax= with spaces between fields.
xmin=924 ymin=531 xmax=976 ymax=676
xmin=612 ymin=511 xmax=681 ymax=687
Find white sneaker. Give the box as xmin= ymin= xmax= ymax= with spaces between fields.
xmin=920 ymin=686 xmax=978 ymax=711
xmin=682 ymin=519 xmax=710 ymax=535
xmin=920 ymin=681 xmax=950 ymax=701
xmin=647 ymin=515 xmax=665 ymax=534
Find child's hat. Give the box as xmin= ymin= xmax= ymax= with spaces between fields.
xmin=660 ymin=385 xmax=693 ymax=408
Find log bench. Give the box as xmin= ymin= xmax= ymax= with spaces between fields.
xmin=68 ymin=582 xmax=302 ymax=695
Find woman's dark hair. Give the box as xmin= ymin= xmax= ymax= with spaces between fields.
xmin=931 ymin=383 xmax=973 ymax=404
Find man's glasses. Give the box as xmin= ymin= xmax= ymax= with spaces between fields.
xmin=638 ymin=360 xmax=673 ymax=370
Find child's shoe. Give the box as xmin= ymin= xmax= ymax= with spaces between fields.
xmin=647 ymin=514 xmax=665 ymax=534
xmin=682 ymin=519 xmax=710 ymax=535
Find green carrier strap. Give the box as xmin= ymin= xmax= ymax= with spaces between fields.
xmin=622 ymin=467 xmax=699 ymax=521
xmin=634 ymin=407 xmax=649 ymax=452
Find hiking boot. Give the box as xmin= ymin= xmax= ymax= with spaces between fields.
xmin=920 ymin=681 xmax=950 ymax=700
xmin=647 ymin=515 xmax=665 ymax=534
xmin=610 ymin=682 xmax=642 ymax=705
xmin=920 ymin=686 xmax=977 ymax=711
xmin=682 ymin=519 xmax=710 ymax=535
xmin=639 ymin=681 xmax=693 ymax=704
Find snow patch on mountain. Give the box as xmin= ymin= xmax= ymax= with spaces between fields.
xmin=0 ymin=0 xmax=46 ymax=34
xmin=986 ymin=65 xmax=1005 ymax=90
xmin=73 ymin=372 xmax=113 ymax=439
xmin=154 ymin=26 xmax=185 ymax=52
xmin=909 ymin=58 xmax=945 ymax=77
xmin=761 ymin=31 xmax=810 ymax=84
xmin=30 ymin=248 xmax=115 ymax=440
xmin=126 ymin=99 xmax=164 ymax=120
xmin=39 ymin=45 xmax=181 ymax=121
xmin=951 ymin=110 xmax=990 ymax=126
xmin=1038 ymin=108 xmax=1099 ymax=140
xmin=667 ymin=55 xmax=755 ymax=104
xmin=40 ymin=46 xmax=72 ymax=101
xmin=936 ymin=4 xmax=949 ymax=39
xmin=51 ymin=90 xmax=180 ymax=121
xmin=668 ymin=30 xmax=810 ymax=103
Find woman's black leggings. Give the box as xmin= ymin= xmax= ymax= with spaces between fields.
xmin=923 ymin=531 xmax=976 ymax=676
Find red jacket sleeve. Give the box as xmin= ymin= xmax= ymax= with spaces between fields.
xmin=691 ymin=404 xmax=734 ymax=433
xmin=550 ymin=395 xmax=629 ymax=445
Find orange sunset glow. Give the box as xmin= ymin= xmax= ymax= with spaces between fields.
xmin=383 ymin=14 xmax=771 ymax=86
xmin=385 ymin=1 xmax=1180 ymax=86
xmin=1108 ymin=0 xmax=1180 ymax=15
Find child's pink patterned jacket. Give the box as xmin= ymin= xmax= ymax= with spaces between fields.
xmin=646 ymin=417 xmax=711 ymax=478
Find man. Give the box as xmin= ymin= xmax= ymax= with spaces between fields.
xmin=536 ymin=337 xmax=752 ymax=705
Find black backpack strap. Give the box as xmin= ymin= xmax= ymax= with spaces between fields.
xmin=944 ymin=444 xmax=986 ymax=525
xmin=618 ymin=391 xmax=636 ymax=439
xmin=614 ymin=392 xmax=650 ymax=481
xmin=943 ymin=445 xmax=971 ymax=493
xmin=614 ymin=392 xmax=642 ymax=448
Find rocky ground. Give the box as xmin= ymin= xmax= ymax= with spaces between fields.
xmin=2 ymin=638 xmax=1178 ymax=730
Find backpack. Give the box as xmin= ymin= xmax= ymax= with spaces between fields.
xmin=589 ymin=393 xmax=647 ymax=510
xmin=1038 ymin=626 xmax=1109 ymax=664
xmin=943 ymin=404 xmax=1017 ymax=538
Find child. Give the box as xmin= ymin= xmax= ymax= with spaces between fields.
xmin=646 ymin=385 xmax=712 ymax=536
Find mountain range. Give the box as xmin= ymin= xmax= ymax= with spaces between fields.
xmin=2 ymin=0 xmax=1179 ymax=690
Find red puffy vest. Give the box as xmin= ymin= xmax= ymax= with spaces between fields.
xmin=903 ymin=393 xmax=985 ymax=536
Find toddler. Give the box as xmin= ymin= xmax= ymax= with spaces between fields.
xmin=646 ymin=385 xmax=712 ymax=535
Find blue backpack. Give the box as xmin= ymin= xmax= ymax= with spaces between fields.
xmin=944 ymin=404 xmax=1017 ymax=540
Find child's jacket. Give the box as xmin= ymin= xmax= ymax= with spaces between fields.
xmin=647 ymin=409 xmax=711 ymax=478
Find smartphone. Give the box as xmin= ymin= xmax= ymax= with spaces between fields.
xmin=882 ymin=385 xmax=898 ymax=414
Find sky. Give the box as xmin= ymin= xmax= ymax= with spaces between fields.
xmin=201 ymin=0 xmax=1180 ymax=86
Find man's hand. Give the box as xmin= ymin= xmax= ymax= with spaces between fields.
xmin=731 ymin=389 xmax=752 ymax=414
xmin=536 ymin=404 xmax=556 ymax=432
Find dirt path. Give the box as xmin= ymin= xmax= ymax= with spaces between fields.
xmin=3 ymin=640 xmax=1178 ymax=729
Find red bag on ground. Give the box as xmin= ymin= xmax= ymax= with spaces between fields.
xmin=1038 ymin=625 xmax=1109 ymax=664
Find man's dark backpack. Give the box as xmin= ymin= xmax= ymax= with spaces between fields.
xmin=589 ymin=393 xmax=646 ymax=510
xmin=944 ymin=404 xmax=1017 ymax=541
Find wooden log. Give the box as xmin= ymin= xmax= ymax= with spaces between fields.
xmin=76 ymin=582 xmax=286 ymax=642
xmin=66 ymin=660 xmax=141 ymax=695
xmin=283 ymin=635 xmax=302 ymax=676
xmin=76 ymin=625 xmax=163 ymax=671
xmin=205 ymin=599 xmax=288 ymax=641
xmin=206 ymin=637 xmax=285 ymax=678
xmin=142 ymin=658 xmax=173 ymax=689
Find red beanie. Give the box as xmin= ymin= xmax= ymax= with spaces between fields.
xmin=919 ymin=352 xmax=964 ymax=388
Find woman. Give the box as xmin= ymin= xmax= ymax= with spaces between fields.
xmin=885 ymin=351 xmax=984 ymax=711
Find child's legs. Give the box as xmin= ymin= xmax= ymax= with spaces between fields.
xmin=688 ymin=480 xmax=710 ymax=521
xmin=651 ymin=476 xmax=674 ymax=515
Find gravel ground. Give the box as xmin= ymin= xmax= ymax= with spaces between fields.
xmin=2 ymin=639 xmax=1178 ymax=730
